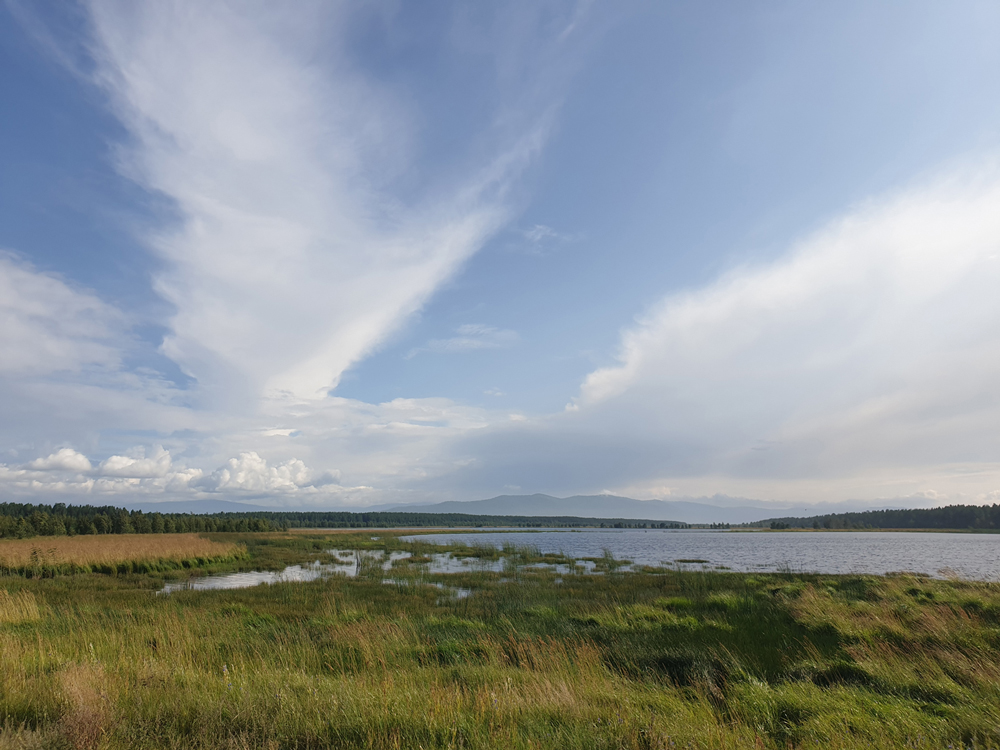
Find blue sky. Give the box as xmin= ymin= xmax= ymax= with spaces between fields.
xmin=2 ymin=0 xmax=1000 ymax=509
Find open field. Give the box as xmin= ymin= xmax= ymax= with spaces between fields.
xmin=2 ymin=531 xmax=1000 ymax=748
xmin=0 ymin=534 xmax=245 ymax=576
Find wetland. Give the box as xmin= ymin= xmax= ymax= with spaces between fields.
xmin=3 ymin=529 xmax=1000 ymax=749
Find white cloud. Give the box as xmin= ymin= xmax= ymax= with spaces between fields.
xmin=0 ymin=381 xmax=510 ymax=505
xmin=524 ymin=224 xmax=561 ymax=243
xmin=0 ymin=445 xmax=342 ymax=501
xmin=0 ymin=250 xmax=201 ymax=457
xmin=20 ymin=3 xmax=999 ymax=511
xmin=2 ymin=446 xmax=194 ymax=497
xmin=558 ymin=165 xmax=1000 ymax=497
xmin=0 ymin=2 xmax=590 ymax=508
xmin=27 ymin=448 xmax=93 ymax=473
xmin=249 ymin=394 xmax=493 ymax=491
xmin=407 ymin=324 xmax=519 ymax=358
xmin=5 ymin=166 xmax=1000 ymax=509
xmin=99 ymin=445 xmax=172 ymax=478
xmin=513 ymin=223 xmax=580 ymax=255
xmin=422 ymin=166 xmax=1000 ymax=505
xmin=0 ymin=252 xmax=121 ymax=376
xmin=204 ymin=451 xmax=312 ymax=492
xmin=84 ymin=1 xmax=547 ymax=400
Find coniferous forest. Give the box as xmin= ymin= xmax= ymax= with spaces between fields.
xmin=0 ymin=501 xmax=687 ymax=539
xmin=757 ymin=503 xmax=1000 ymax=531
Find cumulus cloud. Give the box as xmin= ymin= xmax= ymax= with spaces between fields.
xmin=2 ymin=446 xmax=192 ymax=496
xmin=0 ymin=445 xmax=348 ymax=501
xmin=27 ymin=448 xmax=93 ymax=473
xmin=0 ymin=378 xmax=507 ymax=505
xmin=98 ymin=445 xmax=172 ymax=478
xmin=203 ymin=451 xmax=311 ymax=492
xmin=407 ymin=325 xmax=519 ymax=358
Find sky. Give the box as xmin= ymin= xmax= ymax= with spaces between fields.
xmin=2 ymin=0 xmax=1000 ymax=511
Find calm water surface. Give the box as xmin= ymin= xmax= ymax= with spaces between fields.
xmin=157 ymin=530 xmax=1000 ymax=593
xmin=158 ymin=550 xmax=472 ymax=594
xmin=403 ymin=529 xmax=1000 ymax=580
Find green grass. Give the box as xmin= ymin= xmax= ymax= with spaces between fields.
xmin=2 ymin=531 xmax=1000 ymax=748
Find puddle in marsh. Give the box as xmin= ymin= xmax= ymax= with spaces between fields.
xmin=154 ymin=544 xmax=633 ymax=596
xmin=157 ymin=549 xmax=510 ymax=596
xmin=158 ymin=561 xmax=338 ymax=593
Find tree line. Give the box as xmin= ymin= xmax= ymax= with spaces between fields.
xmin=754 ymin=503 xmax=1000 ymax=531
xmin=0 ymin=502 xmax=274 ymax=538
xmin=0 ymin=501 xmax=687 ymax=539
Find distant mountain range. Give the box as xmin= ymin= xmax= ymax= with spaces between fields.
xmin=388 ymin=494 xmax=781 ymax=524
xmin=121 ymin=493 xmax=916 ymax=525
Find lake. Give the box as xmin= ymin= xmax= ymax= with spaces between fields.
xmin=403 ymin=529 xmax=1000 ymax=580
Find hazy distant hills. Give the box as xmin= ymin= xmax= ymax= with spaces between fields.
xmin=121 ymin=494 xmax=774 ymax=523
xmin=389 ymin=494 xmax=779 ymax=525
xmin=120 ymin=493 xmax=914 ymax=525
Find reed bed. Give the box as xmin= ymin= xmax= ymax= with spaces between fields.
xmin=0 ymin=533 xmax=244 ymax=576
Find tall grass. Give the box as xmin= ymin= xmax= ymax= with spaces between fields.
xmin=0 ymin=589 xmax=39 ymax=624
xmin=0 ymin=533 xmax=245 ymax=577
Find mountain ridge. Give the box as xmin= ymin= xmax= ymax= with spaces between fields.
xmin=120 ymin=494 xmax=922 ymax=524
xmin=388 ymin=493 xmax=777 ymax=524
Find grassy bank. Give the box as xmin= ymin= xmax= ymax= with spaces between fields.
xmin=2 ymin=531 xmax=1000 ymax=748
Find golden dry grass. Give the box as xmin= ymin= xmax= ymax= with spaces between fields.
xmin=58 ymin=663 xmax=111 ymax=750
xmin=0 ymin=589 xmax=40 ymax=624
xmin=0 ymin=533 xmax=241 ymax=569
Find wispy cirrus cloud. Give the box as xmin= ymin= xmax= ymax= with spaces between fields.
xmin=507 ymin=223 xmax=581 ymax=255
xmin=406 ymin=324 xmax=519 ymax=359
xmin=83 ymin=0 xmax=562 ymax=402
xmin=0 ymin=1 xmax=589 ymax=506
xmin=0 ymin=250 xmax=200 ymax=453
xmin=0 ymin=251 xmax=122 ymax=377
